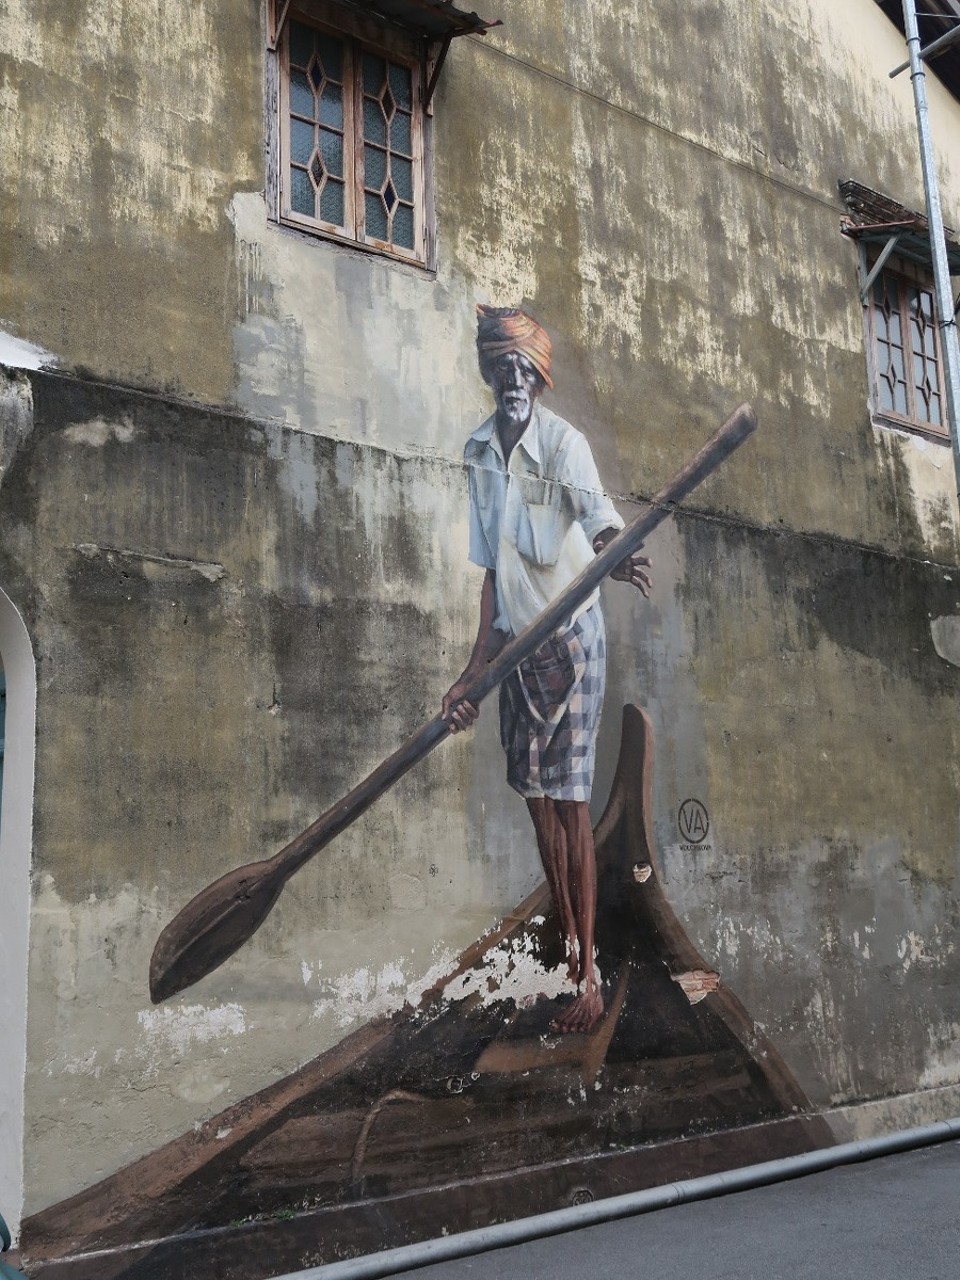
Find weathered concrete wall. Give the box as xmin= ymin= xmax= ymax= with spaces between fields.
xmin=2 ymin=373 xmax=541 ymax=1213
xmin=2 ymin=0 xmax=958 ymax=551
xmin=2 ymin=0 xmax=960 ymax=1238
xmin=0 ymin=0 xmax=262 ymax=403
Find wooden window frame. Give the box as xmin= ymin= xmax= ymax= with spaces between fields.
xmin=863 ymin=251 xmax=949 ymax=442
xmin=272 ymin=3 xmax=434 ymax=269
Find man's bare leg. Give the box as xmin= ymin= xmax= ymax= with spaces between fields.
xmin=551 ymin=799 xmax=602 ymax=1033
xmin=527 ymin=796 xmax=603 ymax=1033
xmin=527 ymin=798 xmax=579 ymax=984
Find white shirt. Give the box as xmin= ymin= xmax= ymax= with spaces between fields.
xmin=465 ymin=403 xmax=624 ymax=635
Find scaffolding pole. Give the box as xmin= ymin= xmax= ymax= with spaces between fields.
xmin=901 ymin=0 xmax=960 ymax=498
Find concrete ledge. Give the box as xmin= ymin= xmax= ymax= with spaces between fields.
xmin=825 ymin=1081 xmax=960 ymax=1142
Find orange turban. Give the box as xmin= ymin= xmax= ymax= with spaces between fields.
xmin=476 ymin=304 xmax=554 ymax=389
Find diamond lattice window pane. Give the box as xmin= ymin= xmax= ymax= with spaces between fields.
xmin=321 ymin=129 xmax=343 ymax=178
xmin=365 ymin=191 xmax=388 ymax=239
xmin=874 ymin=303 xmax=888 ymax=341
xmin=289 ymin=22 xmax=315 ymax=67
xmin=363 ymin=97 xmax=387 ymax=146
xmin=291 ymin=167 xmax=314 ymax=216
xmin=392 ymin=155 xmax=413 ymax=203
xmin=388 ymin=62 xmax=412 ymax=111
xmin=318 ymin=34 xmax=343 ymax=81
xmin=290 ymin=70 xmax=315 ymax=119
xmin=320 ymin=179 xmax=345 ymax=225
xmin=364 ymin=145 xmax=387 ymax=191
xmin=363 ymin=54 xmax=385 ymax=96
xmin=393 ymin=203 xmax=414 ymax=249
xmin=320 ymin=83 xmax=343 ymax=129
xmin=291 ymin=118 xmax=314 ymax=165
xmin=390 ymin=112 xmax=412 ymax=156
xmin=892 ymin=364 xmax=908 ymax=414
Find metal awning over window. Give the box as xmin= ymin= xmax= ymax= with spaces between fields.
xmin=840 ymin=180 xmax=960 ymax=283
xmin=325 ymin=0 xmax=498 ymax=39
xmin=270 ymin=0 xmax=500 ymax=105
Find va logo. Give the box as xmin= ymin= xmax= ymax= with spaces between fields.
xmin=678 ymin=798 xmax=710 ymax=844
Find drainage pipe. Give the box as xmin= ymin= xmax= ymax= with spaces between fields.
xmin=901 ymin=0 xmax=960 ymax=498
xmin=268 ymin=1116 xmax=960 ymax=1280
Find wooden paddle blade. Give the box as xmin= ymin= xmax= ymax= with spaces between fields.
xmin=149 ymin=858 xmax=288 ymax=1004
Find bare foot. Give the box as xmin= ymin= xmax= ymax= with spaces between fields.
xmin=550 ymin=986 xmax=603 ymax=1034
xmin=565 ymin=941 xmax=581 ymax=985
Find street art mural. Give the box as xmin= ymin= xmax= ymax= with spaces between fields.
xmin=11 ymin=1 xmax=960 ymax=1275
xmin=17 ymin=312 xmax=834 ymax=1280
xmin=442 ymin=305 xmax=653 ymax=1036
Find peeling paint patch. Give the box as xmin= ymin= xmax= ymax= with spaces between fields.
xmin=136 ymin=1002 xmax=246 ymax=1056
xmin=442 ymin=921 xmax=574 ymax=1008
xmin=715 ymin=915 xmax=782 ymax=966
xmin=897 ymin=931 xmax=945 ymax=972
xmin=62 ymin=416 xmax=136 ymax=446
xmin=852 ymin=923 xmax=875 ymax=960
xmin=0 ymin=326 xmax=58 ymax=370
xmin=311 ymin=951 xmax=458 ymax=1028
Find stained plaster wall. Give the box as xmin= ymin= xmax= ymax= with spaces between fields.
xmin=2 ymin=0 xmax=960 ymax=1220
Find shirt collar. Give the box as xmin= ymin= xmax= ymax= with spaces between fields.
xmin=465 ymin=413 xmax=500 ymax=460
xmin=465 ymin=405 xmax=543 ymax=467
xmin=515 ymin=403 xmax=543 ymax=466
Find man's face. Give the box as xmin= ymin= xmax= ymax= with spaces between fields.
xmin=487 ymin=351 xmax=543 ymax=431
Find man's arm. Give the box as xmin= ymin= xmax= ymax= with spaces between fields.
xmin=561 ymin=433 xmax=653 ymax=597
xmin=441 ymin=569 xmax=507 ymax=732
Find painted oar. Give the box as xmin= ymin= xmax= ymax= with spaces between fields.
xmin=149 ymin=403 xmax=757 ymax=1003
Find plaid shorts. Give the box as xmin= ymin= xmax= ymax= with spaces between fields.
xmin=499 ymin=603 xmax=606 ymax=802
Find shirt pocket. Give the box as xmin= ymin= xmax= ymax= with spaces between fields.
xmin=472 ymin=465 xmax=506 ymax=543
xmin=514 ymin=476 xmax=564 ymax=567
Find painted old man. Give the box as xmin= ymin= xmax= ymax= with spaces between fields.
xmin=442 ymin=305 xmax=651 ymax=1034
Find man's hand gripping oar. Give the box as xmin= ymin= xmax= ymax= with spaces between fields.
xmin=148 ymin=404 xmax=757 ymax=1004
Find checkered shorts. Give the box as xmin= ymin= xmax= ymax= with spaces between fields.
xmin=499 ymin=603 xmax=606 ymax=802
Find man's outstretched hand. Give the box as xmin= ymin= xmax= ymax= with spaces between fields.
xmin=593 ymin=530 xmax=653 ymax=596
xmin=610 ymin=549 xmax=653 ymax=594
xmin=442 ymin=678 xmax=480 ymax=733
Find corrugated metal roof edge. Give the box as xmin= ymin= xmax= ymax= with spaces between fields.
xmin=841 ymin=177 xmax=958 ymax=232
xmin=329 ymin=0 xmax=499 ymax=39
